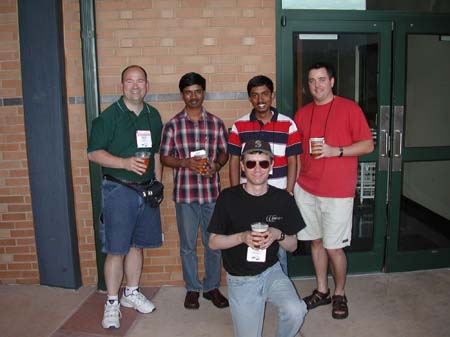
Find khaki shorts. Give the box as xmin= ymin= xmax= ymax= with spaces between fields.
xmin=294 ymin=184 xmax=353 ymax=249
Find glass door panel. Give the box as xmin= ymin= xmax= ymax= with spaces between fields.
xmin=404 ymin=34 xmax=450 ymax=148
xmin=293 ymin=33 xmax=379 ymax=254
xmin=294 ymin=33 xmax=379 ymax=131
xmin=399 ymin=161 xmax=450 ymax=252
xmin=352 ymin=161 xmax=377 ymax=252
xmin=282 ymin=20 xmax=392 ymax=275
xmin=387 ymin=22 xmax=450 ymax=272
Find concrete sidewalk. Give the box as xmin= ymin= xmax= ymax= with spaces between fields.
xmin=1 ymin=269 xmax=449 ymax=337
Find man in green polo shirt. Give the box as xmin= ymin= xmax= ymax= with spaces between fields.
xmin=87 ymin=65 xmax=163 ymax=329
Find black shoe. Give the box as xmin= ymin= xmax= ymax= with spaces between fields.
xmin=184 ymin=291 xmax=200 ymax=309
xmin=203 ymin=289 xmax=229 ymax=308
xmin=303 ymin=289 xmax=331 ymax=310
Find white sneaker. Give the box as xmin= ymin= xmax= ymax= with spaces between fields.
xmin=102 ymin=300 xmax=121 ymax=329
xmin=120 ymin=289 xmax=156 ymax=313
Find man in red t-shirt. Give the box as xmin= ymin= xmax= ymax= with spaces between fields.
xmin=294 ymin=63 xmax=374 ymax=319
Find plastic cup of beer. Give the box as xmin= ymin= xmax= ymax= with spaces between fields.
xmin=251 ymin=222 xmax=269 ymax=233
xmin=251 ymin=222 xmax=269 ymax=249
xmin=135 ymin=151 xmax=151 ymax=169
xmin=193 ymin=154 xmax=208 ymax=175
xmin=309 ymin=137 xmax=324 ymax=157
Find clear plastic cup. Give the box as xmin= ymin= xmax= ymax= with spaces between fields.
xmin=251 ymin=222 xmax=269 ymax=233
xmin=309 ymin=137 xmax=324 ymax=157
xmin=135 ymin=151 xmax=151 ymax=169
xmin=193 ymin=154 xmax=208 ymax=174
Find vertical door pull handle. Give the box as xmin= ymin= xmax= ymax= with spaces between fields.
xmin=392 ymin=105 xmax=404 ymax=172
xmin=378 ymin=105 xmax=390 ymax=172
xmin=380 ymin=129 xmax=389 ymax=157
xmin=393 ymin=130 xmax=402 ymax=157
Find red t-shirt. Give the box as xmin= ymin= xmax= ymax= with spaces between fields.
xmin=294 ymin=96 xmax=373 ymax=198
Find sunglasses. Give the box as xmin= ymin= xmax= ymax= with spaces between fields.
xmin=245 ymin=160 xmax=270 ymax=169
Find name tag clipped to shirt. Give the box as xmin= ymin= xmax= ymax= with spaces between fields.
xmin=136 ymin=130 xmax=152 ymax=148
xmin=246 ymin=247 xmax=266 ymax=263
xmin=190 ymin=149 xmax=206 ymax=158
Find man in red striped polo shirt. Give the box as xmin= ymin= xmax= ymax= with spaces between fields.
xmin=228 ymin=75 xmax=303 ymax=274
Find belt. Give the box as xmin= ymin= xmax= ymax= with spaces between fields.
xmin=104 ymin=175 xmax=151 ymax=186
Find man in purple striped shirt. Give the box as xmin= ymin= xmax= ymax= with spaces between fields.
xmin=160 ymin=72 xmax=229 ymax=310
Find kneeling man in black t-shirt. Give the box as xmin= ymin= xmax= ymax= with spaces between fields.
xmin=208 ymin=139 xmax=307 ymax=337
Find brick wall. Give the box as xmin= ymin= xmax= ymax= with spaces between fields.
xmin=0 ymin=0 xmax=39 ymax=284
xmin=0 ymin=0 xmax=276 ymax=286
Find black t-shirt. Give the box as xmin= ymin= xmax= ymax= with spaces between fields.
xmin=207 ymin=185 xmax=306 ymax=276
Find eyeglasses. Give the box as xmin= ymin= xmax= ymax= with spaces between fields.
xmin=245 ymin=160 xmax=270 ymax=169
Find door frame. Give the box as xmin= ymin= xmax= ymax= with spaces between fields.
xmin=276 ymin=5 xmax=450 ymax=275
xmin=276 ymin=10 xmax=392 ymax=275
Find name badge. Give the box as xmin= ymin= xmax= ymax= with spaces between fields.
xmin=246 ymin=247 xmax=266 ymax=263
xmin=136 ymin=130 xmax=152 ymax=148
xmin=190 ymin=149 xmax=206 ymax=158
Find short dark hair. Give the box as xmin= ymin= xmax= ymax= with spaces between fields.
xmin=247 ymin=75 xmax=274 ymax=96
xmin=121 ymin=65 xmax=148 ymax=83
xmin=307 ymin=62 xmax=335 ymax=80
xmin=179 ymin=72 xmax=206 ymax=92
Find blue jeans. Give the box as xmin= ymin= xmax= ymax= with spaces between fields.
xmin=175 ymin=202 xmax=222 ymax=292
xmin=227 ymin=262 xmax=307 ymax=337
xmin=278 ymin=246 xmax=288 ymax=275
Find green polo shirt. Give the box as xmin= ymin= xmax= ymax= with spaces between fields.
xmin=88 ymin=96 xmax=163 ymax=182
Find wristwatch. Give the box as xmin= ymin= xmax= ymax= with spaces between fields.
xmin=277 ymin=232 xmax=285 ymax=241
xmin=339 ymin=147 xmax=344 ymax=157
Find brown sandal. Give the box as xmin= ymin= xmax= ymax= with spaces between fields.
xmin=303 ymin=289 xmax=331 ymax=310
xmin=332 ymin=295 xmax=349 ymax=319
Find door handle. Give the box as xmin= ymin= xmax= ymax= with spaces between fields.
xmin=378 ymin=105 xmax=390 ymax=172
xmin=393 ymin=130 xmax=402 ymax=157
xmin=379 ymin=129 xmax=389 ymax=157
xmin=392 ymin=105 xmax=404 ymax=172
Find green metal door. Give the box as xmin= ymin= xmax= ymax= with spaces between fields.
xmin=277 ymin=11 xmax=392 ymax=275
xmin=386 ymin=18 xmax=450 ymax=272
xmin=278 ymin=9 xmax=450 ymax=276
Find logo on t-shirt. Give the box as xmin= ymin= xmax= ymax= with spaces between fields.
xmin=265 ymin=215 xmax=283 ymax=223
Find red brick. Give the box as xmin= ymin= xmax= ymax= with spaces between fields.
xmin=16 ymin=238 xmax=36 ymax=245
xmin=13 ymin=255 xmax=37 ymax=262
xmin=16 ymin=278 xmax=40 ymax=284
xmin=14 ymin=221 xmax=33 ymax=228
xmin=0 ymin=239 xmax=15 ymax=246
xmin=142 ymin=265 xmax=165 ymax=273
xmin=2 ymin=214 xmax=27 ymax=221
xmin=7 ymin=204 xmax=31 ymax=212
xmin=4 ymin=177 xmax=30 ymax=187
xmin=9 ymin=229 xmax=34 ymax=237
xmin=0 ymin=196 xmax=25 ymax=203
